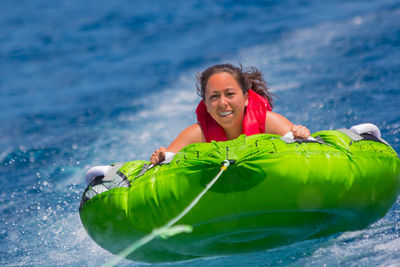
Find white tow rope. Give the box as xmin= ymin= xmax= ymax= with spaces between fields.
xmin=103 ymin=159 xmax=232 ymax=267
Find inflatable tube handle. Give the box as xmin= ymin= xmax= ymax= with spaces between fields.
xmin=163 ymin=152 xmax=177 ymax=164
xmin=148 ymin=152 xmax=177 ymax=169
xmin=85 ymin=165 xmax=112 ymax=186
xmin=282 ymin=131 xmax=317 ymax=142
xmin=349 ymin=123 xmax=381 ymax=139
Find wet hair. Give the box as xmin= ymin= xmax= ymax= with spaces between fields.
xmin=196 ymin=63 xmax=273 ymax=108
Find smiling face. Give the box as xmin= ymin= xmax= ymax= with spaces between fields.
xmin=204 ymin=72 xmax=248 ymax=133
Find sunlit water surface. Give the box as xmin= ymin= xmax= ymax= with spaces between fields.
xmin=1 ymin=0 xmax=400 ymax=266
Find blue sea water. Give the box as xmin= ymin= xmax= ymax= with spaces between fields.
xmin=1 ymin=0 xmax=400 ymax=265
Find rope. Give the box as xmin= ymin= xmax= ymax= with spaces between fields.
xmin=103 ymin=159 xmax=232 ymax=267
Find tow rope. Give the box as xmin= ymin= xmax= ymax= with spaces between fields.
xmin=103 ymin=159 xmax=233 ymax=267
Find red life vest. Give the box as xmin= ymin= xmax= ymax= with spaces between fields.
xmin=196 ymin=89 xmax=272 ymax=142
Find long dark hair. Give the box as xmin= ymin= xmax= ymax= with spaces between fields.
xmin=196 ymin=63 xmax=273 ymax=108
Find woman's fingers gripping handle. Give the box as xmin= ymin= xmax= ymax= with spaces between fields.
xmin=150 ymin=146 xmax=166 ymax=165
xmin=291 ymin=124 xmax=311 ymax=139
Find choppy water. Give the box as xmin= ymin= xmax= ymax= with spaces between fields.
xmin=1 ymin=0 xmax=400 ymax=266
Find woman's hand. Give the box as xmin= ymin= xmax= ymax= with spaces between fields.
xmin=150 ymin=146 xmax=166 ymax=165
xmin=291 ymin=124 xmax=310 ymax=139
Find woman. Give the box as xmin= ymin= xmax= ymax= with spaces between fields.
xmin=150 ymin=64 xmax=310 ymax=165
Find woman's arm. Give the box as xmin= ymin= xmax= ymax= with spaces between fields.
xmin=265 ymin=111 xmax=310 ymax=138
xmin=150 ymin=123 xmax=204 ymax=165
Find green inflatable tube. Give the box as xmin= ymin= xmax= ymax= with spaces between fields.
xmin=79 ymin=130 xmax=400 ymax=263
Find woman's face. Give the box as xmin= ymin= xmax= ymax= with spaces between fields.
xmin=204 ymin=72 xmax=248 ymax=130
